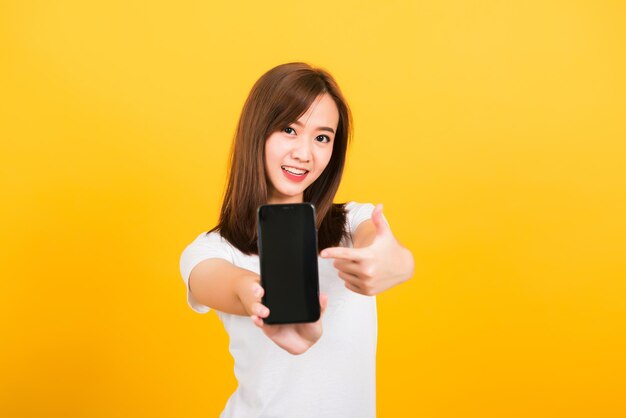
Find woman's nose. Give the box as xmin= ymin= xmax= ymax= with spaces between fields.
xmin=291 ymin=137 xmax=312 ymax=162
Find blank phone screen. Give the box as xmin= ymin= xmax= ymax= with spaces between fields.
xmin=257 ymin=203 xmax=320 ymax=324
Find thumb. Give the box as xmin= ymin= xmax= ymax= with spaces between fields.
xmin=371 ymin=203 xmax=391 ymax=236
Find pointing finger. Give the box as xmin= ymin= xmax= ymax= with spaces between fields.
xmin=320 ymin=247 xmax=362 ymax=262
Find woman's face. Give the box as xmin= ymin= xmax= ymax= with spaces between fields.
xmin=264 ymin=93 xmax=339 ymax=204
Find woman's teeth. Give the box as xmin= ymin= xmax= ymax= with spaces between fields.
xmin=282 ymin=166 xmax=308 ymax=175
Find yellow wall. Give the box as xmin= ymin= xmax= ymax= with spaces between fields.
xmin=1 ymin=1 xmax=625 ymax=417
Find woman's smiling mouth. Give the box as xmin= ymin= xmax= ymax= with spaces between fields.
xmin=281 ymin=165 xmax=309 ymax=182
xmin=281 ymin=165 xmax=309 ymax=175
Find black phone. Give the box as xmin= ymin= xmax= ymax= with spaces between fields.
xmin=257 ymin=203 xmax=321 ymax=324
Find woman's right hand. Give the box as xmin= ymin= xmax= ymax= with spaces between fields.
xmin=235 ymin=275 xmax=329 ymax=355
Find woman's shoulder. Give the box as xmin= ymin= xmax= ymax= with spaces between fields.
xmin=343 ymin=200 xmax=374 ymax=211
xmin=343 ymin=200 xmax=376 ymax=215
xmin=187 ymin=229 xmax=233 ymax=250
xmin=341 ymin=201 xmax=376 ymax=234
xmin=195 ymin=229 xmax=224 ymax=241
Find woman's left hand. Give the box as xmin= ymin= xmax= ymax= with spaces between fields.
xmin=321 ymin=204 xmax=414 ymax=296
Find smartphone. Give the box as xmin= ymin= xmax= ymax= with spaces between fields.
xmin=257 ymin=203 xmax=320 ymax=324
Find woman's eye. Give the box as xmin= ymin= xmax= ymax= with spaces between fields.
xmin=316 ymin=135 xmax=331 ymax=143
xmin=283 ymin=127 xmax=296 ymax=135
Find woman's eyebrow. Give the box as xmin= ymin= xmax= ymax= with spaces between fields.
xmin=292 ymin=120 xmax=335 ymax=134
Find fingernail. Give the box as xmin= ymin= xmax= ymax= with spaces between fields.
xmin=321 ymin=251 xmax=327 ymax=257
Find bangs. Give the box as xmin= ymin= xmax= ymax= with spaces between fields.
xmin=265 ymin=73 xmax=328 ymax=135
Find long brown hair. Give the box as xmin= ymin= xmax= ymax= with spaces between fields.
xmin=208 ymin=62 xmax=353 ymax=255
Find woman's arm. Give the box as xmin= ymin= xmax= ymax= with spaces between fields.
xmin=321 ymin=203 xmax=414 ymax=295
xmin=188 ymin=258 xmax=263 ymax=316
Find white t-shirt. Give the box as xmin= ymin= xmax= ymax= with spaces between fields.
xmin=179 ymin=201 xmax=377 ymax=418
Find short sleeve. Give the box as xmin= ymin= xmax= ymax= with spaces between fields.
xmin=179 ymin=231 xmax=234 ymax=314
xmin=345 ymin=201 xmax=376 ymax=243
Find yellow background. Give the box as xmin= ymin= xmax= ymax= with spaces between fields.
xmin=1 ymin=1 xmax=625 ymax=417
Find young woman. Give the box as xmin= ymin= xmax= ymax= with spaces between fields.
xmin=180 ymin=62 xmax=414 ymax=418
